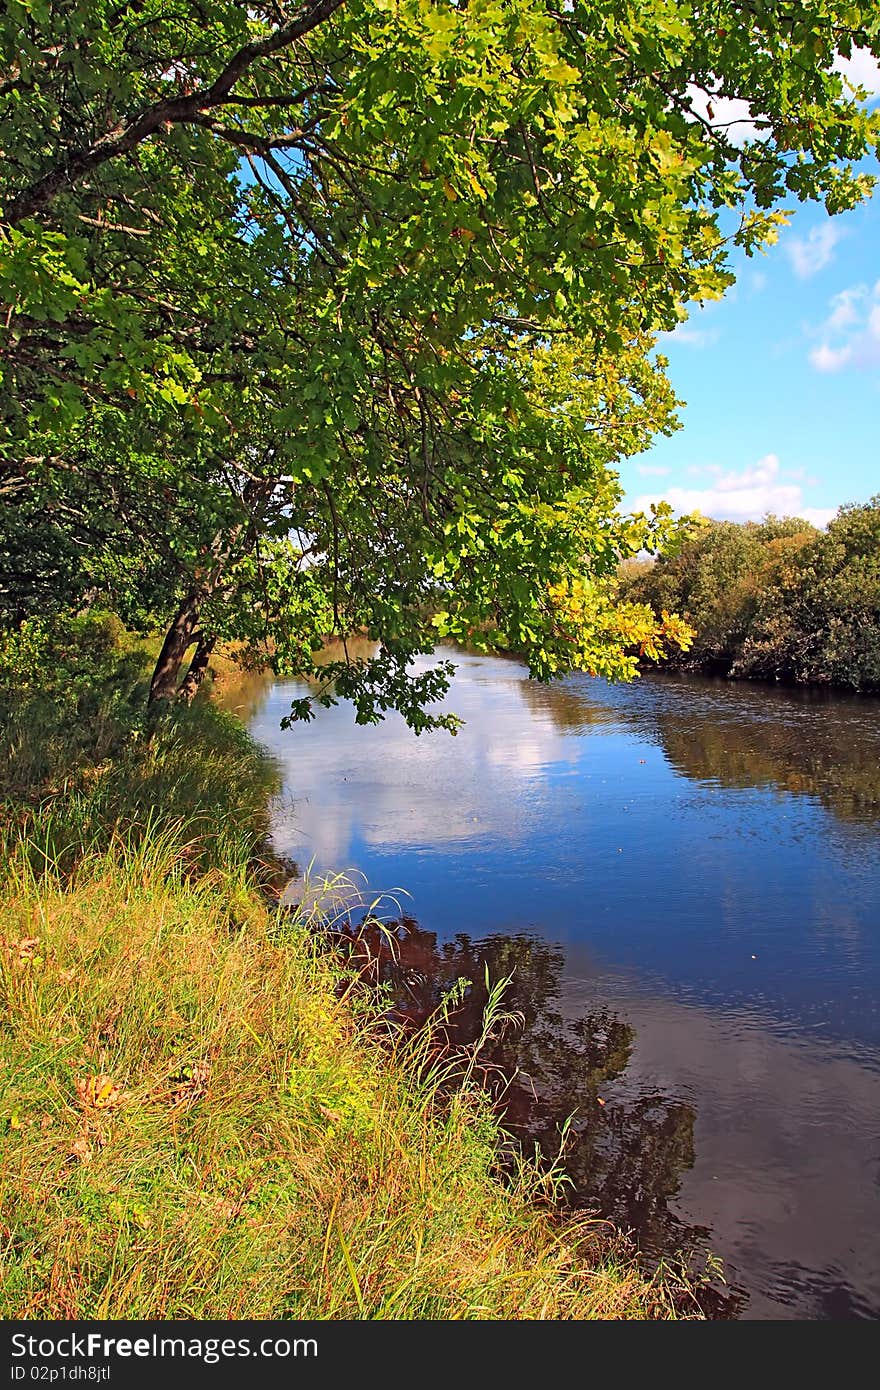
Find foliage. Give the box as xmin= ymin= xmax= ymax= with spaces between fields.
xmin=0 ymin=615 xmax=280 ymax=874
xmin=621 ymin=500 xmax=880 ymax=691
xmin=2 ymin=2 xmax=878 ymax=718
xmin=0 ymin=610 xmax=142 ymax=702
xmin=0 ymin=612 xmax=149 ymax=791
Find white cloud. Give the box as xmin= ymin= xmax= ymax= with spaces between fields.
xmin=810 ymin=342 xmax=853 ymax=372
xmin=810 ymin=279 xmax=880 ymax=373
xmin=785 ymin=221 xmax=845 ymax=278
xmin=800 ymin=507 xmax=838 ymax=529
xmin=633 ymin=454 xmax=834 ymax=526
xmin=636 ymin=464 xmax=670 ymax=477
xmin=685 ymin=83 xmax=767 ymax=146
xmin=825 ymin=285 xmax=865 ymax=330
xmin=833 ymin=47 xmax=880 ymax=101
xmin=659 ymin=322 xmax=720 ymax=349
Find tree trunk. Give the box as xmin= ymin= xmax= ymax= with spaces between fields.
xmin=147 ymin=490 xmax=268 ymax=705
xmin=148 ymin=590 xmax=202 ymax=704
xmin=177 ymin=633 xmax=216 ymax=705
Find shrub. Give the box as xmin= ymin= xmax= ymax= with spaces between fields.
xmin=621 ymin=500 xmax=880 ymax=691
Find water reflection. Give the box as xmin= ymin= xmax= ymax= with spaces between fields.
xmin=212 ymin=637 xmax=381 ymax=723
xmin=240 ymin=650 xmax=880 ymax=838
xmin=579 ymin=672 xmax=880 ymax=830
xmin=240 ymin=649 xmax=880 ymax=1319
xmin=334 ymin=917 xmax=739 ymax=1311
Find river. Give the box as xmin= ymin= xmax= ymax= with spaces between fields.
xmin=232 ymin=646 xmax=880 ymax=1320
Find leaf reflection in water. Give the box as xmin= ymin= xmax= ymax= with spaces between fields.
xmin=330 ymin=913 xmax=746 ymax=1317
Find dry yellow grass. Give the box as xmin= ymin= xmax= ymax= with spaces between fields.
xmin=1 ymin=838 xmax=690 ymax=1320
xmin=1 ymin=632 xmax=697 ymax=1321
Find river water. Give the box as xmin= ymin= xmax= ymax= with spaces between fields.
xmin=237 ymin=646 xmax=880 ymax=1320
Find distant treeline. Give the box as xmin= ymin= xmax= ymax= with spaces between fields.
xmin=621 ymin=498 xmax=880 ymax=692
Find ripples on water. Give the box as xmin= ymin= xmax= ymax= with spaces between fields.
xmin=235 ymin=648 xmax=880 ymax=1320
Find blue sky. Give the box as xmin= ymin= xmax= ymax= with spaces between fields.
xmin=619 ymin=53 xmax=880 ymax=529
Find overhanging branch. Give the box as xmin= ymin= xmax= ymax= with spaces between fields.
xmin=3 ymin=0 xmax=345 ymax=225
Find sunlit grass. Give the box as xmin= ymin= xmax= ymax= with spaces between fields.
xmin=0 ymin=819 xmax=694 ymax=1320
xmin=0 ymin=628 xmax=698 ymax=1319
xmin=1 ymin=696 xmax=281 ymax=881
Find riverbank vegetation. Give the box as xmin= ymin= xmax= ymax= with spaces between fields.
xmin=3 ymin=1 xmax=880 ymax=1321
xmin=1 ymin=616 xmax=694 ymax=1319
xmin=620 ymin=500 xmax=880 ymax=693
xmin=4 ymin=3 xmax=878 ymax=727
xmin=3 ymin=833 xmax=683 ymax=1318
xmin=0 ymin=613 xmax=277 ymax=872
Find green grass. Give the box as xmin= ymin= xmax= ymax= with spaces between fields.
xmin=0 ymin=615 xmax=281 ymax=879
xmin=1 ymin=829 xmax=692 ymax=1319
xmin=0 ymin=617 xmax=698 ymax=1319
xmin=6 ymin=702 xmax=279 ymax=873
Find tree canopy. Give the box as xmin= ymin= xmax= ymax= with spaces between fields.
xmin=2 ymin=1 xmax=878 ymax=724
xmin=622 ymin=499 xmax=880 ymax=690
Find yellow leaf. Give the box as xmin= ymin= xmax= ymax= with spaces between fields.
xmin=75 ymin=1073 xmax=124 ymax=1111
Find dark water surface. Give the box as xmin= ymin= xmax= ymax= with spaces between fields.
xmin=241 ymin=649 xmax=880 ymax=1320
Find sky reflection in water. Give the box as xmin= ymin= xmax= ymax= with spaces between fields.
xmin=243 ymin=648 xmax=880 ymax=1320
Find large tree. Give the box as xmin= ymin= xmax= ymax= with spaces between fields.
xmin=1 ymin=1 xmax=877 ymax=724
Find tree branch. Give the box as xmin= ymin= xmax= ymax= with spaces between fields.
xmin=4 ymin=0 xmax=345 ymax=225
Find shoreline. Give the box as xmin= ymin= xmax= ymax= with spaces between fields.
xmin=1 ymin=641 xmax=704 ymax=1320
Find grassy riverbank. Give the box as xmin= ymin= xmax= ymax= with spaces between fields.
xmin=1 ymin=618 xmax=691 ymax=1319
